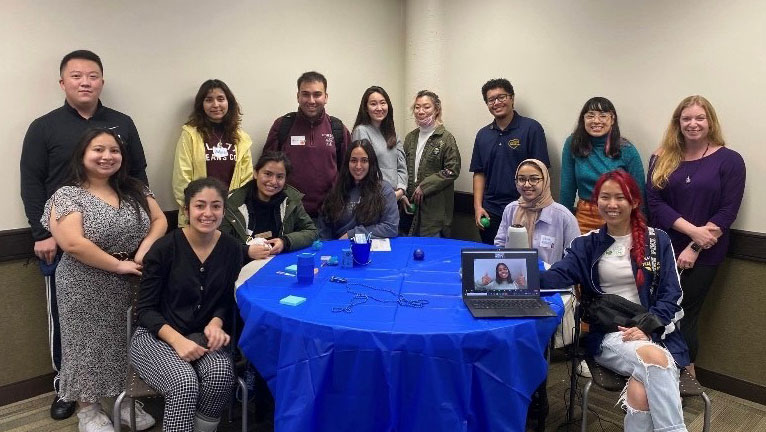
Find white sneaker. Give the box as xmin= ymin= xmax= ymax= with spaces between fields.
xmin=576 ymin=359 xmax=592 ymax=378
xmin=77 ymin=404 xmax=113 ymax=432
xmin=120 ymin=399 xmax=156 ymax=431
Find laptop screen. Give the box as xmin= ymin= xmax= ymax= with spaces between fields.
xmin=461 ymin=248 xmax=540 ymax=298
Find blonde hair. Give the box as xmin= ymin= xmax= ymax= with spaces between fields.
xmin=651 ymin=95 xmax=726 ymax=189
xmin=411 ymin=90 xmax=443 ymax=125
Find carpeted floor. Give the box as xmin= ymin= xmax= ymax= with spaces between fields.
xmin=2 ymin=355 xmax=764 ymax=431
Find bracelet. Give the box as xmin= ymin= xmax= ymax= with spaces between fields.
xmin=690 ymin=242 xmax=702 ymax=253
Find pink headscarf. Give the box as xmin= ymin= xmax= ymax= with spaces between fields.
xmin=512 ymin=159 xmax=554 ymax=247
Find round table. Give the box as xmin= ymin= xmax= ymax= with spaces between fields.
xmin=236 ymin=237 xmax=563 ymax=432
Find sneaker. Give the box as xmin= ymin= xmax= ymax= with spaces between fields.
xmin=576 ymin=359 xmax=592 ymax=378
xmin=77 ymin=404 xmax=113 ymax=432
xmin=120 ymin=399 xmax=156 ymax=431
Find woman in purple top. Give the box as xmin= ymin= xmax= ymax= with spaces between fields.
xmin=647 ymin=95 xmax=745 ymax=375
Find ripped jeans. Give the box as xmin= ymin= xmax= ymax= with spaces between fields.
xmin=595 ymin=332 xmax=687 ymax=432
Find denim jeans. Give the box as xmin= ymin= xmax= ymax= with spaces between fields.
xmin=595 ymin=332 xmax=687 ymax=432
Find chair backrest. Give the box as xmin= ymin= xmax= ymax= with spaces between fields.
xmin=126 ymin=276 xmax=141 ymax=362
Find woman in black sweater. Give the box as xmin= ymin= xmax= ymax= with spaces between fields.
xmin=131 ymin=178 xmax=242 ymax=432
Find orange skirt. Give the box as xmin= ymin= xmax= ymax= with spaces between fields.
xmin=575 ymin=200 xmax=604 ymax=234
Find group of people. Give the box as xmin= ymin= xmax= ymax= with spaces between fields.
xmin=19 ymin=49 xmax=745 ymax=432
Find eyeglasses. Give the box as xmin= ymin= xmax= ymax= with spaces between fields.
xmin=515 ymin=176 xmax=543 ymax=186
xmin=584 ymin=112 xmax=612 ymax=122
xmin=486 ymin=94 xmax=512 ymax=106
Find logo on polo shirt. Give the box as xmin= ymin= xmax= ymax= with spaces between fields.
xmin=507 ymin=138 xmax=520 ymax=149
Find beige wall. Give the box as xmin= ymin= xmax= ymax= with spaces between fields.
xmin=433 ymin=0 xmax=764 ymax=232
xmin=4 ymin=0 xmax=405 ymax=230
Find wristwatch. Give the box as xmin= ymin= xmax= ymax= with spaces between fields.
xmin=690 ymin=243 xmax=702 ymax=253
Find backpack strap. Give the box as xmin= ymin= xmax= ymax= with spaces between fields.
xmin=646 ymin=227 xmax=660 ymax=297
xmin=276 ymin=112 xmax=297 ymax=152
xmin=329 ymin=115 xmax=345 ymax=165
xmin=277 ymin=113 xmax=345 ymax=165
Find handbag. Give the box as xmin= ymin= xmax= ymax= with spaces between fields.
xmin=583 ymin=228 xmax=664 ymax=336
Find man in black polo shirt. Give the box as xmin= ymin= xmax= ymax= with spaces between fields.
xmin=19 ymin=50 xmax=148 ymax=422
xmin=470 ymin=78 xmax=550 ymax=244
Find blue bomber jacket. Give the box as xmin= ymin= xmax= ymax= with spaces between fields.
xmin=541 ymin=225 xmax=689 ymax=367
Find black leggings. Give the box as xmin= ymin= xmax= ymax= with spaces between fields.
xmin=679 ymin=264 xmax=719 ymax=362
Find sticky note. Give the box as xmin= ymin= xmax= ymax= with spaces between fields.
xmin=280 ymin=295 xmax=306 ymax=306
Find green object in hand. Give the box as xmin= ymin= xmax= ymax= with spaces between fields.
xmin=480 ymin=216 xmax=490 ymax=228
xmin=409 ymin=203 xmax=418 ymax=213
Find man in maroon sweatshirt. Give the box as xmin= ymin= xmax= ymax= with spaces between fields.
xmin=261 ymin=71 xmax=351 ymax=218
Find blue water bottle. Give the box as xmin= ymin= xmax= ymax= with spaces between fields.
xmin=297 ymin=253 xmax=315 ymax=284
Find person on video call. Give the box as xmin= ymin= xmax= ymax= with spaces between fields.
xmin=475 ymin=262 xmax=525 ymax=290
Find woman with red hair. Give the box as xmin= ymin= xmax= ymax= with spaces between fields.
xmin=542 ymin=170 xmax=689 ymax=432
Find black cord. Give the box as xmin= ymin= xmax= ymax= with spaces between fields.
xmin=331 ymin=281 xmax=429 ymax=313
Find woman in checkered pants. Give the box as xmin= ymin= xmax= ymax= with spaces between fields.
xmin=130 ymin=178 xmax=244 ymax=431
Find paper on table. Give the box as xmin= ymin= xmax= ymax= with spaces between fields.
xmin=370 ymin=238 xmax=391 ymax=251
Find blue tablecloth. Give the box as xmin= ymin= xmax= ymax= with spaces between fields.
xmin=237 ymin=237 xmax=563 ymax=432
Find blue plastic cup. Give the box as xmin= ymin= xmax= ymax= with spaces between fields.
xmin=351 ymin=241 xmax=372 ymax=266
xmin=297 ymin=253 xmax=315 ymax=284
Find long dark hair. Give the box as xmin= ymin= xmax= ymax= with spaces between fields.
xmin=66 ymin=127 xmax=149 ymax=220
xmin=322 ymin=139 xmax=385 ymax=225
xmin=186 ymin=79 xmax=241 ymax=147
xmin=571 ymin=97 xmax=622 ymax=158
xmin=353 ymin=86 xmax=398 ymax=149
xmin=495 ymin=263 xmax=512 ymax=283
xmin=592 ymin=170 xmax=647 ymax=287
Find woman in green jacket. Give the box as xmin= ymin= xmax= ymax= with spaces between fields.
xmin=401 ymin=90 xmax=461 ymax=237
xmin=220 ymin=152 xmax=317 ymax=256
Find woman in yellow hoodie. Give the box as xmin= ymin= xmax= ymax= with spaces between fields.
xmin=172 ymin=79 xmax=253 ymax=225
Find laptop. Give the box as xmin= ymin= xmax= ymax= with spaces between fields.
xmin=461 ymin=248 xmax=556 ymax=318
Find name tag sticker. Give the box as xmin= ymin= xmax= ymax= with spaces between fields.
xmin=539 ymin=234 xmax=556 ymax=249
xmin=291 ymin=136 xmax=306 ymax=146
xmin=212 ymin=146 xmax=228 ymax=158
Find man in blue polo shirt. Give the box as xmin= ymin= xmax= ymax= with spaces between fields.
xmin=470 ymin=78 xmax=550 ymax=244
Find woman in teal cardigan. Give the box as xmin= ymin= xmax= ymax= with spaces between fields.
xmin=560 ymin=97 xmax=645 ymax=233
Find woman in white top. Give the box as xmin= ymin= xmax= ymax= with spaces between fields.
xmin=352 ymin=86 xmax=407 ymax=200
xmin=542 ymin=170 xmax=689 ymax=432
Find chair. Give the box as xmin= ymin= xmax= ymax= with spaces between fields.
xmin=580 ymin=357 xmax=711 ymax=432
xmin=113 ymin=304 xmax=249 ymax=432
xmin=567 ymin=293 xmax=712 ymax=432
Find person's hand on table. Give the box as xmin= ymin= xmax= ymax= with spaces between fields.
xmin=248 ymin=243 xmax=272 ymax=260
xmin=267 ymin=238 xmax=285 ymax=255
xmin=338 ymin=233 xmax=349 ymax=240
